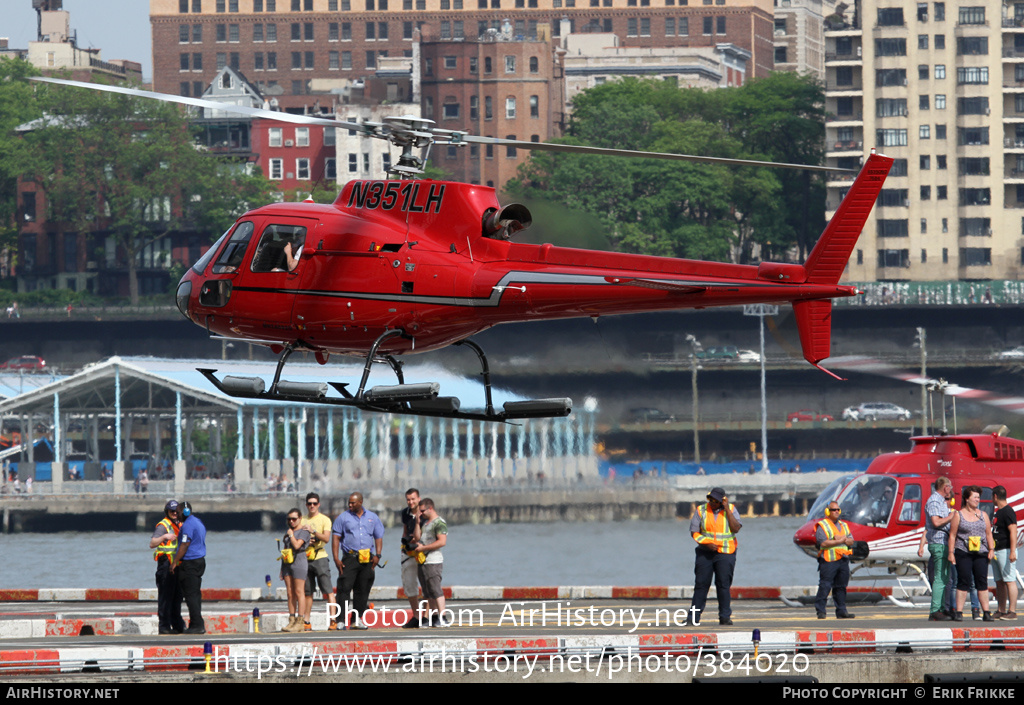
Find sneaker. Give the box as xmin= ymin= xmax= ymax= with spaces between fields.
xmin=719 ymin=618 xmax=733 ymax=626
xmin=952 ymin=611 xmax=963 ymax=622
xmin=304 ymin=621 xmax=312 ymax=632
xmin=402 ymin=617 xmax=421 ymax=629
xmin=329 ymin=619 xmax=339 ymax=631
xmin=184 ymin=626 xmax=206 ymax=634
xmin=1000 ymin=612 xmax=1018 ymax=620
xmin=351 ymin=617 xmax=368 ymax=630
xmin=992 ymin=611 xmax=1005 ymax=620
xmin=816 ymin=611 xmax=826 ymax=620
xmin=982 ymin=611 xmax=995 ymax=622
xmin=972 ymin=608 xmax=981 ymax=621
xmin=430 ymin=615 xmax=441 ymax=628
xmin=836 ymin=612 xmax=855 ymax=619
xmin=928 ymin=611 xmax=951 ymax=621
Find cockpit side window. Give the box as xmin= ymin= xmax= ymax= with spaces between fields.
xmin=251 ymin=224 xmax=307 ymax=273
xmin=212 ymin=221 xmax=255 ymax=274
xmin=191 ymin=227 xmax=232 ymax=275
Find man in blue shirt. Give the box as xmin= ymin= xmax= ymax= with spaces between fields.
xmin=172 ymin=501 xmax=207 ymax=634
xmin=332 ymin=492 xmax=384 ymax=629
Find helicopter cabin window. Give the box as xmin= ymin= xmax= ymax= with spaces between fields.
xmin=251 ymin=224 xmax=307 ymax=273
xmin=212 ymin=221 xmax=255 ymax=274
xmin=898 ymin=484 xmax=921 ymax=522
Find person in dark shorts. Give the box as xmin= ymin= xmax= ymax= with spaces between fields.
xmin=301 ymin=492 xmax=337 ymax=630
xmin=414 ymin=498 xmax=449 ymax=627
xmin=280 ymin=508 xmax=311 ymax=633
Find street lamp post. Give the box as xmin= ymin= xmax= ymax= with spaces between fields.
xmin=686 ymin=334 xmax=702 ymax=464
xmin=743 ymin=304 xmax=778 ymax=474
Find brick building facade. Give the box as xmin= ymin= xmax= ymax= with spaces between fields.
xmin=150 ymin=0 xmax=775 ymax=113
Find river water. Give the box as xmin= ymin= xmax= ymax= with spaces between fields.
xmin=0 ymin=516 xmax=818 ymax=589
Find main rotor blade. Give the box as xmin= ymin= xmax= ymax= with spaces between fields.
xmin=455 ymin=134 xmax=848 ymax=173
xmin=30 ymin=76 xmax=372 ymax=133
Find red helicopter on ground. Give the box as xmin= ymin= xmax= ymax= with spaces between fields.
xmin=35 ymin=77 xmax=892 ymax=422
xmin=792 ymin=365 xmax=1024 ymax=601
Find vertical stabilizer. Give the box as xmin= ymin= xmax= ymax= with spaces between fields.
xmin=803 ymin=151 xmax=894 ymax=285
xmin=796 ymin=151 xmax=893 ymax=377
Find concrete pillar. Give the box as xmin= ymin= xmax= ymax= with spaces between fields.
xmin=325 ymin=459 xmax=340 ymax=480
xmin=233 ymin=458 xmax=251 ymax=492
xmin=136 ymin=512 xmax=147 ymax=530
xmin=51 ymin=462 xmax=65 ymax=494
xmin=250 ymin=459 xmax=266 ymax=491
xmin=173 ymin=459 xmax=186 ymax=497
xmin=266 ymin=459 xmax=282 ymax=486
xmin=113 ymin=460 xmax=128 ymax=494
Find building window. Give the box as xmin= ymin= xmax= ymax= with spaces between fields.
xmin=919 ymin=95 xmax=929 ymax=110
xmin=920 ymin=186 xmax=931 ymax=200
xmin=956 ymin=66 xmax=988 ymax=84
xmin=530 ymin=95 xmax=539 ymax=117
xmin=443 ymin=101 xmax=460 ymax=120
xmin=877 ymin=128 xmax=908 ymax=146
xmin=877 ymin=249 xmax=910 ymax=268
xmin=505 ymin=135 xmax=517 ymax=158
xmin=877 ymin=8 xmax=905 ymax=25
xmin=506 ymin=97 xmax=516 ymax=119
xmin=505 ymin=56 xmax=516 ymax=73
xmin=269 ymin=158 xmax=283 ymax=180
xmin=934 ymin=64 xmax=945 ymax=79
xmin=935 ymin=94 xmax=946 ymax=110
xmin=703 ymin=17 xmax=713 ymax=34
xmin=957 ymin=6 xmax=985 ymax=24
xmin=296 ymin=158 xmax=310 ymax=180
xmin=960 ymin=248 xmax=991 ymax=266
xmin=920 ymin=125 xmax=930 ymax=139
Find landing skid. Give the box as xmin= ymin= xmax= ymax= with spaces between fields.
xmin=850 ymin=559 xmax=931 ymax=608
xmin=198 ymin=331 xmax=572 ymax=422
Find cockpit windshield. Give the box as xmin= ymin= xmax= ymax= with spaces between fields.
xmin=836 ymin=475 xmax=900 ymax=527
xmin=807 ymin=474 xmax=857 ymax=522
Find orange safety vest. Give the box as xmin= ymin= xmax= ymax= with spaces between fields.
xmin=153 ymin=517 xmax=180 ymax=561
xmin=816 ymin=518 xmax=853 ymax=562
xmin=694 ymin=503 xmax=737 ymax=554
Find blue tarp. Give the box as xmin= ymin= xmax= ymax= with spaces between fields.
xmin=601 ymin=458 xmax=873 ymax=479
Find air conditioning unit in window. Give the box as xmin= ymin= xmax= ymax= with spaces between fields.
xmin=285 ymin=139 xmax=294 ymax=147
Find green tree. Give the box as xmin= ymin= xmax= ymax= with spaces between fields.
xmin=18 ymin=78 xmax=275 ymax=304
xmin=0 ymin=58 xmax=42 ymax=270
xmin=507 ymin=74 xmax=826 ymax=263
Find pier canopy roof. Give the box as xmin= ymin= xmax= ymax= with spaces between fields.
xmin=0 ymin=357 xmax=236 ymax=417
xmin=0 ymin=355 xmax=525 ymax=417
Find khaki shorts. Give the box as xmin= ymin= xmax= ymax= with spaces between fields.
xmin=417 ymin=562 xmax=444 ymax=599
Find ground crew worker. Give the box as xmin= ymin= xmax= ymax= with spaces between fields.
xmin=148 ymin=499 xmax=185 ymax=634
xmin=814 ymin=501 xmax=856 ymax=620
xmin=689 ymin=487 xmax=742 ymax=626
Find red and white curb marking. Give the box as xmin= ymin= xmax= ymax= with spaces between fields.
xmin=1 ymin=628 xmax=1021 ymax=675
xmin=0 ymin=585 xmax=924 ymax=602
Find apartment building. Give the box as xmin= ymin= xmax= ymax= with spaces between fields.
xmin=825 ymin=0 xmax=1024 ymax=282
xmin=773 ymin=0 xmax=837 ymax=79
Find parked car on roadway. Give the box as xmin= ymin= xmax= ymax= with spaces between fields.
xmin=843 ymin=402 xmax=912 ymax=422
xmin=0 ymin=355 xmax=46 ymax=372
xmin=628 ymin=407 xmax=676 ymax=423
xmin=787 ymin=410 xmax=834 ymax=423
xmin=695 ymin=345 xmax=738 ymax=361
xmin=735 ymin=349 xmax=762 ymax=363
xmin=994 ymin=346 xmax=1024 ymax=360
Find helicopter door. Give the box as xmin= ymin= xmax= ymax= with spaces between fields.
xmin=895 ymin=483 xmax=922 ymax=524
xmin=237 ymin=218 xmax=315 ymax=333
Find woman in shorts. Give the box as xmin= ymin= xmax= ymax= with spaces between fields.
xmin=280 ymin=508 xmax=310 ymax=632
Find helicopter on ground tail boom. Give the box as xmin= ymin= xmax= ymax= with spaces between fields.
xmin=33 ymin=77 xmax=893 ymax=422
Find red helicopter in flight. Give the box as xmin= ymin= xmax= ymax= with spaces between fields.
xmin=34 ymin=77 xmax=893 ymax=422
xmin=792 ymin=364 xmax=1024 ymax=600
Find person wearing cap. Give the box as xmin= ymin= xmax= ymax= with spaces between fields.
xmin=171 ymin=501 xmax=208 ymax=634
xmin=814 ymin=501 xmax=856 ymax=619
xmin=689 ymin=487 xmax=742 ymax=626
xmin=148 ymin=500 xmax=185 ymax=634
